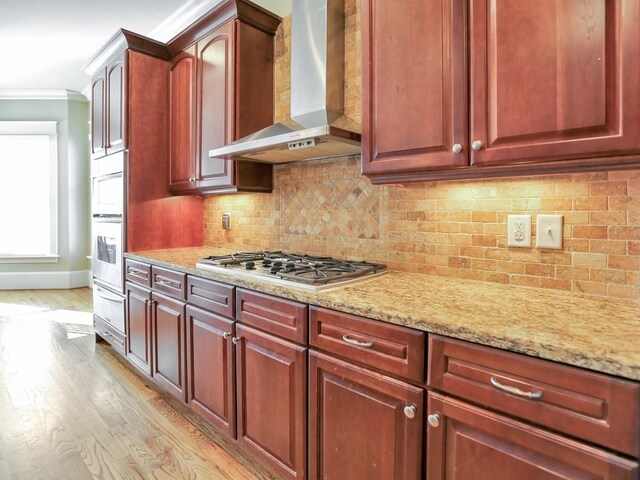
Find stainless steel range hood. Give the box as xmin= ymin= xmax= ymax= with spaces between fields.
xmin=208 ymin=0 xmax=360 ymax=164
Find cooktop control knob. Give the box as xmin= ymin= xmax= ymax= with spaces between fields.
xmin=270 ymin=266 xmax=283 ymax=274
xmin=273 ymin=261 xmax=283 ymax=267
xmin=245 ymin=261 xmax=256 ymax=270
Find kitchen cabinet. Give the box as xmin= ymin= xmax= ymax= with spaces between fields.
xmin=167 ymin=4 xmax=280 ymax=195
xmin=168 ymin=47 xmax=197 ymax=192
xmin=84 ymin=30 xmax=204 ymax=252
xmin=309 ymin=350 xmax=423 ymax=480
xmin=150 ymin=291 xmax=187 ymax=401
xmin=362 ymin=0 xmax=640 ymax=183
xmin=425 ymin=393 xmax=638 ymax=479
xmin=185 ymin=305 xmax=236 ymax=437
xmin=235 ymin=323 xmax=307 ymax=480
xmin=125 ymin=282 xmax=152 ymax=376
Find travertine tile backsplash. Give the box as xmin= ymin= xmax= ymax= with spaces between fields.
xmin=204 ymin=158 xmax=640 ymax=300
xmin=205 ymin=3 xmax=638 ymax=300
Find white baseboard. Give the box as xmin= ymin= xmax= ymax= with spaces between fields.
xmin=0 ymin=270 xmax=91 ymax=290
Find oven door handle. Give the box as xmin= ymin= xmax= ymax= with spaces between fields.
xmin=95 ymin=287 xmax=122 ymax=303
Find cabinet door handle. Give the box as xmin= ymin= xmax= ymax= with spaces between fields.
xmin=490 ymin=377 xmax=543 ymax=400
xmin=342 ymin=335 xmax=373 ymax=349
xmin=223 ymin=332 xmax=231 ymax=340
xmin=427 ymin=414 xmax=441 ymax=428
xmin=232 ymin=336 xmax=241 ymax=345
xmin=403 ymin=405 xmax=417 ymax=419
xmin=452 ymin=143 xmax=463 ymax=154
xmin=471 ymin=140 xmax=484 ymax=151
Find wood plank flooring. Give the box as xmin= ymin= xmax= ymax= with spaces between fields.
xmin=0 ymin=288 xmax=279 ymax=480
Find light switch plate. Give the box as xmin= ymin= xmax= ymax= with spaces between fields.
xmin=507 ymin=215 xmax=531 ymax=247
xmin=536 ymin=215 xmax=563 ymax=249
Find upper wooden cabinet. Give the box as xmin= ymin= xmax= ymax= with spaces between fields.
xmin=362 ymin=0 xmax=640 ymax=183
xmin=168 ymin=2 xmax=280 ymax=195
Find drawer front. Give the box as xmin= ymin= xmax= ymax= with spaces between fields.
xmin=310 ymin=307 xmax=426 ymax=383
xmin=187 ymin=276 xmax=234 ymax=318
xmin=151 ymin=266 xmax=186 ymax=300
xmin=428 ymin=335 xmax=640 ymax=458
xmin=93 ymin=284 xmax=125 ymax=333
xmin=94 ymin=314 xmax=126 ymax=356
xmin=236 ymin=289 xmax=308 ymax=344
xmin=125 ymin=259 xmax=151 ymax=287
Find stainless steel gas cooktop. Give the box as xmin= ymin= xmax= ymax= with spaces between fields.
xmin=196 ymin=251 xmax=387 ymax=291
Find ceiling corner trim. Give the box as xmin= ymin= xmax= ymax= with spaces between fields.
xmin=0 ymin=90 xmax=88 ymax=102
xmin=147 ymin=0 xmax=227 ymax=43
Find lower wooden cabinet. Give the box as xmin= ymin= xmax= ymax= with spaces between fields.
xmin=309 ymin=350 xmax=424 ymax=480
xmin=185 ymin=305 xmax=236 ymax=437
xmin=235 ymin=324 xmax=307 ymax=480
xmin=150 ymin=291 xmax=187 ymax=401
xmin=125 ymin=282 xmax=152 ymax=376
xmin=426 ymin=393 xmax=639 ymax=480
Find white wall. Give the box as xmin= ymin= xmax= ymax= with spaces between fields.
xmin=0 ymin=97 xmax=91 ymax=289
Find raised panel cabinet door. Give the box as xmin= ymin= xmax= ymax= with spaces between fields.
xmin=196 ymin=21 xmax=235 ymax=190
xmin=309 ymin=351 xmax=424 ymax=480
xmin=235 ymin=324 xmax=306 ymax=480
xmin=125 ymin=282 xmax=152 ymax=376
xmin=169 ymin=47 xmax=197 ymax=192
xmin=106 ymin=52 xmax=126 ymax=155
xmin=362 ymin=0 xmax=468 ymax=176
xmin=91 ymin=71 xmax=106 ymax=159
xmin=426 ymin=393 xmax=639 ymax=480
xmin=185 ymin=305 xmax=235 ymax=438
xmin=150 ymin=291 xmax=186 ymax=401
xmin=470 ymin=0 xmax=640 ymax=166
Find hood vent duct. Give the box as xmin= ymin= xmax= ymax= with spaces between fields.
xmin=208 ymin=0 xmax=360 ymax=164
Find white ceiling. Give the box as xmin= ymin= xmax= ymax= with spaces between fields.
xmin=0 ymin=0 xmax=291 ymax=93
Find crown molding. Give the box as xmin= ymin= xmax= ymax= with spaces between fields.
xmin=0 ymin=90 xmax=88 ymax=102
xmin=147 ymin=0 xmax=227 ymax=43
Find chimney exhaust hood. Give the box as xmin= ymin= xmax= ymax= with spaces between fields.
xmin=208 ymin=0 xmax=360 ymax=164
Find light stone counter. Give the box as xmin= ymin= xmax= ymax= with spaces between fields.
xmin=125 ymin=247 xmax=640 ymax=381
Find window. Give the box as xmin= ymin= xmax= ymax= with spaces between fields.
xmin=0 ymin=121 xmax=58 ymax=261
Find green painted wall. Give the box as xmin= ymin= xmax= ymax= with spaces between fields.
xmin=0 ymin=98 xmax=90 ymax=277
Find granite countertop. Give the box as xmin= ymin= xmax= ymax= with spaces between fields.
xmin=125 ymin=247 xmax=640 ymax=382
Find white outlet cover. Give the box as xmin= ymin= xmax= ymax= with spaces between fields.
xmin=507 ymin=215 xmax=532 ymax=247
xmin=536 ymin=215 xmax=563 ymax=249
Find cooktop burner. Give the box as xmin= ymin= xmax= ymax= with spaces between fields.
xmin=196 ymin=251 xmax=387 ymax=291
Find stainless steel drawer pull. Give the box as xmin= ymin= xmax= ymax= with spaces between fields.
xmin=490 ymin=377 xmax=544 ymax=399
xmin=342 ymin=335 xmax=373 ymax=348
xmin=156 ymin=278 xmax=180 ymax=288
xmin=127 ymin=268 xmax=147 ymax=278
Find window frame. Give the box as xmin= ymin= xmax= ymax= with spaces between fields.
xmin=0 ymin=121 xmax=59 ymax=263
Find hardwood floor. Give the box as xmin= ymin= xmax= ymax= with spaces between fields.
xmin=0 ymin=288 xmax=277 ymax=480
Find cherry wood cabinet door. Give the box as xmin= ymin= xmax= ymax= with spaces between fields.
xmin=309 ymin=351 xmax=423 ymax=480
xmin=426 ymin=393 xmax=639 ymax=480
xmin=470 ymin=0 xmax=640 ymax=166
xmin=125 ymin=282 xmax=152 ymax=376
xmin=169 ymin=46 xmax=197 ymax=192
xmin=185 ymin=305 xmax=235 ymax=438
xmin=361 ymin=0 xmax=468 ymax=176
xmin=90 ymin=71 xmax=106 ymax=159
xmin=150 ymin=291 xmax=186 ymax=401
xmin=235 ymin=324 xmax=307 ymax=480
xmin=106 ymin=52 xmax=126 ymax=155
xmin=196 ymin=21 xmax=235 ymax=191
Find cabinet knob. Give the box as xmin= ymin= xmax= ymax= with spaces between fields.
xmin=223 ymin=332 xmax=231 ymax=340
xmin=232 ymin=336 xmax=241 ymax=345
xmin=427 ymin=414 xmax=441 ymax=428
xmin=452 ymin=143 xmax=463 ymax=154
xmin=403 ymin=405 xmax=417 ymax=419
xmin=471 ymin=140 xmax=484 ymax=151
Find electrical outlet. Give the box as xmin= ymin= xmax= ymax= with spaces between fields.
xmin=536 ymin=215 xmax=563 ymax=249
xmin=507 ymin=215 xmax=531 ymax=247
xmin=222 ymin=213 xmax=231 ymax=230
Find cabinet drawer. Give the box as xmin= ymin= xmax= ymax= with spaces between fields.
xmin=93 ymin=284 xmax=125 ymax=334
xmin=187 ymin=276 xmax=234 ymax=318
xmin=428 ymin=335 xmax=640 ymax=458
xmin=151 ymin=266 xmax=186 ymax=300
xmin=125 ymin=259 xmax=151 ymax=287
xmin=236 ymin=289 xmax=308 ymax=344
xmin=94 ymin=314 xmax=126 ymax=356
xmin=310 ymin=307 xmax=425 ymax=383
